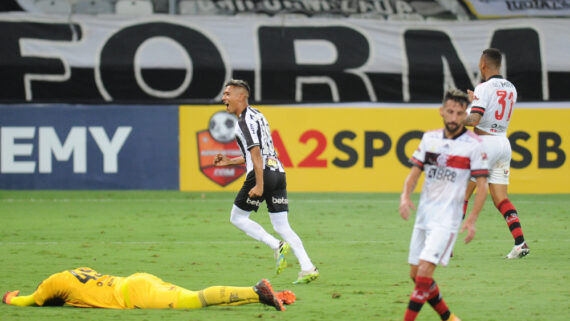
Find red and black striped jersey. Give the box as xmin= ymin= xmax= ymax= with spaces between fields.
xmin=470 ymin=75 xmax=517 ymax=136
xmin=410 ymin=128 xmax=489 ymax=230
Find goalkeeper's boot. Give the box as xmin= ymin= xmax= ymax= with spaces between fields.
xmin=276 ymin=290 xmax=296 ymax=305
xmin=293 ymin=267 xmax=319 ymax=284
xmin=254 ymin=279 xmax=285 ymax=311
xmin=505 ymin=242 xmax=530 ymax=259
xmin=275 ymin=241 xmax=290 ymax=275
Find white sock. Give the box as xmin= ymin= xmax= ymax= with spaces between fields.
xmin=230 ymin=205 xmax=280 ymax=250
xmin=269 ymin=211 xmax=315 ymax=271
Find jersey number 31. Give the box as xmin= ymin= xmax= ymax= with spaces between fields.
xmin=495 ymin=90 xmax=514 ymax=121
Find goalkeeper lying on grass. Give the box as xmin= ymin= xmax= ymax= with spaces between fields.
xmin=3 ymin=267 xmax=295 ymax=311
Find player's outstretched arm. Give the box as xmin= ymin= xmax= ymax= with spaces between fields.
xmin=214 ymin=153 xmax=245 ymax=166
xmin=461 ymin=176 xmax=488 ymax=243
xmin=3 ymin=290 xmax=37 ymax=306
xmin=399 ymin=166 xmax=421 ymax=221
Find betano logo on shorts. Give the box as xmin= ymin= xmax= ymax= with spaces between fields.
xmin=272 ymin=197 xmax=289 ymax=205
xmin=246 ymin=197 xmax=261 ymax=206
xmin=196 ymin=112 xmax=245 ymax=186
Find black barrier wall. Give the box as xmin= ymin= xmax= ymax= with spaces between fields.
xmin=0 ymin=14 xmax=569 ymax=104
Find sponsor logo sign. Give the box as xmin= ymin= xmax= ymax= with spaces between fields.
xmin=0 ymin=105 xmax=179 ymax=189
xmin=461 ymin=0 xmax=570 ymax=18
xmin=196 ymin=130 xmax=245 ymax=186
xmin=180 ymin=105 xmax=569 ymax=193
xmin=193 ymin=110 xmax=245 ymax=187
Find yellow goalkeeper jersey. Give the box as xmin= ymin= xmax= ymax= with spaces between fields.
xmin=33 ymin=267 xmax=127 ymax=308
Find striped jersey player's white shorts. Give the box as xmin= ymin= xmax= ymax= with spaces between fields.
xmin=408 ymin=227 xmax=458 ymax=267
xmin=471 ymin=135 xmax=511 ymax=185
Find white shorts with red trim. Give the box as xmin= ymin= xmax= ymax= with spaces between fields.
xmin=471 ymin=135 xmax=511 ymax=185
xmin=408 ymin=227 xmax=458 ymax=267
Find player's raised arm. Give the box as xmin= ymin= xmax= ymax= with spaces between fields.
xmin=463 ymin=111 xmax=482 ymax=127
xmin=467 ymin=89 xmax=475 ymax=103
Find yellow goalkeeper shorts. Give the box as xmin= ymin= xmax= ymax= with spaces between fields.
xmin=123 ymin=273 xmax=189 ymax=309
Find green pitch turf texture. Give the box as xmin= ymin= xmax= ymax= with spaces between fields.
xmin=0 ymin=191 xmax=568 ymax=321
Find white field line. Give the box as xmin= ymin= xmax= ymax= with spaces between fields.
xmin=2 ymin=240 xmax=379 ymax=246
xmin=0 ymin=198 xmax=566 ymax=204
xmin=1 ymin=239 xmax=561 ymax=246
xmin=0 ymin=198 xmax=396 ymax=203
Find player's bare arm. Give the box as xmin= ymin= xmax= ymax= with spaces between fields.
xmin=248 ymin=146 xmax=264 ymax=198
xmin=463 ymin=112 xmax=482 ymax=127
xmin=460 ymin=176 xmax=488 ymax=243
xmin=214 ymin=154 xmax=245 ymax=166
xmin=399 ymin=166 xmax=421 ymax=221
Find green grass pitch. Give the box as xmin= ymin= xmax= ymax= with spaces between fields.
xmin=0 ymin=191 xmax=569 ymax=321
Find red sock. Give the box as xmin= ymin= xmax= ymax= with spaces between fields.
xmin=496 ymin=198 xmax=525 ymax=245
xmin=427 ymin=281 xmax=451 ymax=320
xmin=405 ymin=276 xmax=432 ymax=321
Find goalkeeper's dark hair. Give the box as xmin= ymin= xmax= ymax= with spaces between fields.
xmin=482 ymin=48 xmax=502 ymax=69
xmin=225 ymin=79 xmax=250 ymax=97
xmin=443 ymin=88 xmax=469 ymax=107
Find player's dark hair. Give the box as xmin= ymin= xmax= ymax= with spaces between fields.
xmin=482 ymin=48 xmax=502 ymax=68
xmin=443 ymin=88 xmax=469 ymax=107
xmin=225 ymin=79 xmax=250 ymax=97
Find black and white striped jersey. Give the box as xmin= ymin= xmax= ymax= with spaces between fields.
xmin=235 ymin=106 xmax=285 ymax=174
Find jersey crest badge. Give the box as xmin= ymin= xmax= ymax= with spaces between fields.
xmin=436 ymin=153 xmax=448 ymax=167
